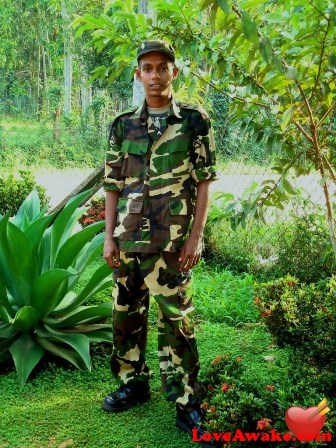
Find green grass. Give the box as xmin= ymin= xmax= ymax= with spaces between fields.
xmin=192 ymin=264 xmax=257 ymax=325
xmin=0 ymin=258 xmax=286 ymax=448
xmin=0 ymin=320 xmax=281 ymax=448
xmin=1 ymin=116 xmax=105 ymax=170
xmin=1 ymin=238 xmax=332 ymax=445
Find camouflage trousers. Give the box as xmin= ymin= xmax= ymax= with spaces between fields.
xmin=110 ymin=251 xmax=201 ymax=406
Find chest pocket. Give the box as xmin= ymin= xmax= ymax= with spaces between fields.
xmin=121 ymin=140 xmax=149 ymax=178
xmin=153 ymin=136 xmax=191 ymax=177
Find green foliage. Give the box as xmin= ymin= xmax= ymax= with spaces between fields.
xmin=269 ymin=200 xmax=334 ymax=283
xmin=74 ymin=0 xmax=336 ymax=262
xmin=0 ymin=170 xmax=49 ymax=216
xmin=205 ymin=191 xmax=334 ymax=283
xmin=204 ymin=207 xmax=276 ymax=276
xmin=1 ymin=118 xmax=106 ymax=169
xmin=254 ymin=275 xmax=336 ymax=373
xmin=201 ymin=352 xmax=335 ymax=446
xmin=193 ymin=265 xmax=257 ymax=325
xmin=0 ymin=188 xmax=112 ymax=386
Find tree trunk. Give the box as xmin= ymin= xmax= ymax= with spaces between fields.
xmin=41 ymin=45 xmax=48 ymax=114
xmin=53 ymin=105 xmax=61 ymax=142
xmin=37 ymin=45 xmax=42 ymax=119
xmin=62 ymin=1 xmax=73 ymax=119
xmin=80 ymin=68 xmax=92 ymax=114
xmin=320 ymin=171 xmax=336 ymax=262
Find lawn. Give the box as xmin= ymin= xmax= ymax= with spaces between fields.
xmin=0 ymin=269 xmax=284 ymax=448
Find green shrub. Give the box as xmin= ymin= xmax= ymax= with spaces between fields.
xmin=254 ymin=275 xmax=336 ymax=373
xmin=205 ymin=192 xmax=333 ymax=283
xmin=268 ymin=203 xmax=334 ymax=283
xmin=201 ymin=353 xmax=335 ymax=447
xmin=0 ymin=188 xmax=112 ymax=386
xmin=0 ymin=170 xmax=49 ymax=216
xmin=203 ymin=216 xmax=275 ymax=276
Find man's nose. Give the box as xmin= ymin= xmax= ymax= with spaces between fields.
xmin=151 ymin=69 xmax=161 ymax=79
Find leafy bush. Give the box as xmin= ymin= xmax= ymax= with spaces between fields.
xmin=203 ymin=213 xmax=275 ymax=277
xmin=268 ymin=201 xmax=334 ymax=282
xmin=79 ymin=195 xmax=105 ymax=228
xmin=0 ymin=170 xmax=49 ymax=216
xmin=0 ymin=188 xmax=112 ymax=386
xmin=205 ymin=192 xmax=333 ymax=283
xmin=201 ymin=353 xmax=335 ymax=447
xmin=254 ymin=275 xmax=336 ymax=373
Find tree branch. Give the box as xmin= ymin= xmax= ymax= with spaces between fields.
xmin=191 ymin=70 xmax=272 ymax=109
xmin=310 ymin=18 xmax=330 ymax=100
xmin=317 ymin=102 xmax=336 ymax=129
xmin=256 ymin=149 xmax=306 ymax=210
xmin=321 ymin=154 xmax=336 ymax=184
xmin=294 ymin=122 xmax=314 ymax=144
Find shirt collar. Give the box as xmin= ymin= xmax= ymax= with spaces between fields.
xmin=131 ymin=97 xmax=182 ymax=122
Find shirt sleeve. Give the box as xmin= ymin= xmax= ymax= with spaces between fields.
xmin=190 ymin=110 xmax=218 ymax=184
xmin=103 ymin=118 xmax=125 ymax=192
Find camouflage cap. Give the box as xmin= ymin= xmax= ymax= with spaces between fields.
xmin=137 ymin=40 xmax=175 ymax=62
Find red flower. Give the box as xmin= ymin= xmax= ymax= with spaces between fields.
xmin=83 ymin=217 xmax=94 ymax=225
xmin=211 ymin=355 xmax=222 ymax=366
xmin=99 ymin=211 xmax=106 ymax=219
xmin=201 ymin=402 xmax=209 ymax=411
xmin=221 ymin=383 xmax=233 ymax=393
xmin=207 ymin=384 xmax=214 ymax=392
xmin=261 ymin=309 xmax=271 ymax=318
xmin=254 ymin=297 xmax=260 ymax=304
xmin=266 ymin=385 xmax=275 ymax=391
xmin=256 ymin=418 xmax=272 ymax=431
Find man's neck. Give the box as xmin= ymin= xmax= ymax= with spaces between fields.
xmin=145 ymin=95 xmax=172 ymax=108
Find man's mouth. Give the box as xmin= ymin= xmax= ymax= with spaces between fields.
xmin=150 ymin=83 xmax=162 ymax=87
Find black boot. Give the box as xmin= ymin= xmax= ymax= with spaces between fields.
xmin=102 ymin=382 xmax=150 ymax=412
xmin=176 ymin=403 xmax=218 ymax=447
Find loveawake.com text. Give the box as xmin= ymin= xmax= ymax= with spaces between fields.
xmin=192 ymin=428 xmax=332 ymax=443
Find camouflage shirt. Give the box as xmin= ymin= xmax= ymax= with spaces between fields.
xmin=103 ymin=98 xmax=218 ymax=253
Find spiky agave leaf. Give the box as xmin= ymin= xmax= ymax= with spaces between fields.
xmin=0 ymin=189 xmax=112 ymax=386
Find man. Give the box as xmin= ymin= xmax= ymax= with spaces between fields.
xmin=102 ymin=39 xmax=218 ymax=443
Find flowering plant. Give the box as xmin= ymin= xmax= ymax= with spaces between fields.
xmin=79 ymin=196 xmax=106 ymax=228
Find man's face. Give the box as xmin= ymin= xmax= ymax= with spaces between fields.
xmin=136 ymin=52 xmax=179 ymax=104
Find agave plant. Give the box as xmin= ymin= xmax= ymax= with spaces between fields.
xmin=0 ymin=188 xmax=112 ymax=386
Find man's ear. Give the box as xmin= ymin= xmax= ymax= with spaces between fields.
xmin=172 ymin=66 xmax=179 ymax=80
xmin=135 ymin=67 xmax=141 ymax=81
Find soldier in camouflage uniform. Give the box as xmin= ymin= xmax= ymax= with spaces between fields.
xmin=102 ymin=40 xmax=218 ymax=443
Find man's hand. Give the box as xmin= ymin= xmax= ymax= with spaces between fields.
xmin=178 ymin=235 xmax=203 ymax=272
xmin=178 ymin=180 xmax=211 ymax=272
xmin=104 ymin=239 xmax=120 ymax=269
